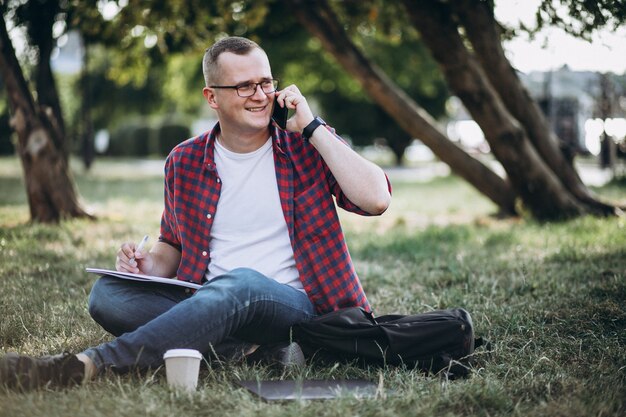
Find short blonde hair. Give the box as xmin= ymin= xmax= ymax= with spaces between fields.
xmin=202 ymin=37 xmax=262 ymax=86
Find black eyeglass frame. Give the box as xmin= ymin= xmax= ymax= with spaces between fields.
xmin=209 ymin=79 xmax=279 ymax=97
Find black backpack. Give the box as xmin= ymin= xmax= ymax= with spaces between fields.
xmin=293 ymin=307 xmax=485 ymax=377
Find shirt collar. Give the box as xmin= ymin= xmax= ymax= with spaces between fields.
xmin=271 ymin=125 xmax=288 ymax=157
xmin=203 ymin=123 xmax=219 ymax=172
xmin=204 ymin=122 xmax=286 ymax=170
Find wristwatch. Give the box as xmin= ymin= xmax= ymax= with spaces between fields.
xmin=302 ymin=116 xmax=327 ymax=140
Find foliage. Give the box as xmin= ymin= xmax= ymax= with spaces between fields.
xmin=315 ymin=34 xmax=447 ymax=161
xmin=528 ymin=0 xmax=626 ymax=39
xmin=155 ymin=121 xmax=192 ymax=155
xmin=81 ymin=45 xmax=166 ymax=131
xmin=1 ymin=0 xmax=449 ymax=162
xmin=105 ymin=118 xmax=191 ymax=157
xmin=161 ymin=53 xmax=206 ymax=115
xmin=98 ymin=0 xmax=449 ymax=162
xmin=0 ymin=157 xmax=625 ymax=416
xmin=251 ymin=1 xmax=448 ymax=163
xmin=1 ymin=0 xmax=269 ymax=151
xmin=77 ymin=0 xmax=270 ymax=86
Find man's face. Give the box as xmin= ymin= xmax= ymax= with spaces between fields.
xmin=204 ymin=48 xmax=275 ymax=134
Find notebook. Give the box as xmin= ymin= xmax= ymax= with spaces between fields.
xmin=237 ymin=379 xmax=380 ymax=401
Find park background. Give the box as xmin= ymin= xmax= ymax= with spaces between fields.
xmin=1 ymin=0 xmax=625 ymax=416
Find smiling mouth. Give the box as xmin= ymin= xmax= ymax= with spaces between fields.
xmin=246 ymin=105 xmax=267 ymax=113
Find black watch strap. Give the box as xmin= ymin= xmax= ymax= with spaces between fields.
xmin=302 ymin=116 xmax=326 ymax=140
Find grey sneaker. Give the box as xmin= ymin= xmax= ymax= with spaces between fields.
xmin=0 ymin=352 xmax=84 ymax=391
xmin=246 ymin=342 xmax=305 ymax=369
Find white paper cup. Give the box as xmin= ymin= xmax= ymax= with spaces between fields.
xmin=163 ymin=349 xmax=203 ymax=391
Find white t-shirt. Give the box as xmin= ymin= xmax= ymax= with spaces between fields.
xmin=205 ymin=137 xmax=302 ymax=290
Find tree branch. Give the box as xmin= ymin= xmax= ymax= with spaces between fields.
xmin=403 ymin=0 xmax=584 ymax=219
xmin=287 ymin=0 xmax=517 ymax=215
xmin=452 ymin=0 xmax=620 ymax=216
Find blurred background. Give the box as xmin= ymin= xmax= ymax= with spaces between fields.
xmin=1 ymin=0 xmax=625 ymax=222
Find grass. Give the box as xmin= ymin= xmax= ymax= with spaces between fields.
xmin=1 ymin=156 xmax=625 ymax=416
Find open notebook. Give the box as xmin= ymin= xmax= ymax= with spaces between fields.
xmin=85 ymin=268 xmax=201 ymax=290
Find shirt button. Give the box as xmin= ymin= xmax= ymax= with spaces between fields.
xmin=217 ymin=178 xmax=221 ymax=183
xmin=206 ymin=213 xmax=212 ymax=219
xmin=202 ymin=251 xmax=208 ymax=256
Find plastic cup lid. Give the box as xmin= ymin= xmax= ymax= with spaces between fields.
xmin=163 ymin=349 xmax=203 ymax=360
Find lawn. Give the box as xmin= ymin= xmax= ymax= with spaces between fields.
xmin=0 ymin=156 xmax=625 ymax=416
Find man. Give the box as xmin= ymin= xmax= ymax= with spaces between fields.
xmin=0 ymin=36 xmax=391 ymax=390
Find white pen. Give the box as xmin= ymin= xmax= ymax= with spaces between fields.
xmin=130 ymin=235 xmax=149 ymax=264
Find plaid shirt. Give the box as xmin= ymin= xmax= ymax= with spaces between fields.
xmin=159 ymin=123 xmax=389 ymax=314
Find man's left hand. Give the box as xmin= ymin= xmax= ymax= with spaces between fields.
xmin=275 ymin=84 xmax=315 ymax=133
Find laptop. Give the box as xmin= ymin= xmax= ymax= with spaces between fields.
xmin=237 ymin=379 xmax=380 ymax=401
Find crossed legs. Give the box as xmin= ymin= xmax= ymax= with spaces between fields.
xmin=82 ymin=268 xmax=315 ymax=374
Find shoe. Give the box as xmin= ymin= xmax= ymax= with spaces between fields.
xmin=0 ymin=352 xmax=84 ymax=391
xmin=245 ymin=342 xmax=305 ymax=369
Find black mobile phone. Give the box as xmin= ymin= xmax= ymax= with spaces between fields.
xmin=271 ymin=97 xmax=288 ymax=129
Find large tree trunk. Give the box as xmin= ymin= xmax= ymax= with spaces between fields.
xmin=0 ymin=15 xmax=92 ymax=223
xmin=29 ymin=0 xmax=66 ymax=152
xmin=403 ymin=0 xmax=587 ymax=220
xmin=80 ymin=36 xmax=95 ymax=170
xmin=288 ymin=0 xmax=517 ymax=216
xmin=451 ymin=0 xmax=619 ymax=216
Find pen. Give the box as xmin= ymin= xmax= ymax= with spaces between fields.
xmin=130 ymin=235 xmax=149 ymax=264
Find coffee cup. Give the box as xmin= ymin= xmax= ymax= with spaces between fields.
xmin=163 ymin=349 xmax=203 ymax=391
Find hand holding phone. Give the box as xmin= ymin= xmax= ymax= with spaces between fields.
xmin=271 ymin=96 xmax=288 ymax=130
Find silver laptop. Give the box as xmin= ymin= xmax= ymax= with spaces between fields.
xmin=238 ymin=379 xmax=380 ymax=401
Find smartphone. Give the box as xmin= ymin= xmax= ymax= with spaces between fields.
xmin=271 ymin=96 xmax=288 ymax=129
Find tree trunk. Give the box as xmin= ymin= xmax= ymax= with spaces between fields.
xmin=0 ymin=15 xmax=92 ymax=223
xmin=387 ymin=135 xmax=412 ymax=166
xmin=451 ymin=0 xmax=619 ymax=216
xmin=80 ymin=36 xmax=95 ymax=170
xmin=287 ymin=0 xmax=517 ymax=216
xmin=403 ymin=0 xmax=587 ymax=220
xmin=598 ymin=74 xmax=617 ymax=172
xmin=30 ymin=0 xmax=66 ymax=152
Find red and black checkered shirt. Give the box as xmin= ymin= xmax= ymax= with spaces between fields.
xmin=159 ymin=123 xmax=389 ymax=314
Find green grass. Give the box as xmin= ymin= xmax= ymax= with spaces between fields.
xmin=1 ymin=156 xmax=625 ymax=416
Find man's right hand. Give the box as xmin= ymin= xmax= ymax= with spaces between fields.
xmin=115 ymin=241 xmax=181 ymax=278
xmin=116 ymin=242 xmax=154 ymax=274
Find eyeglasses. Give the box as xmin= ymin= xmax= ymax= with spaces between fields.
xmin=210 ymin=79 xmax=279 ymax=97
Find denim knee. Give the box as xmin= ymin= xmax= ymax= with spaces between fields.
xmin=227 ymin=267 xmax=271 ymax=285
xmin=88 ymin=275 xmax=149 ymax=336
xmin=205 ymin=268 xmax=273 ymax=296
xmin=190 ymin=268 xmax=274 ymax=310
xmin=88 ymin=276 xmax=110 ymax=323
xmin=88 ymin=276 xmax=121 ymax=334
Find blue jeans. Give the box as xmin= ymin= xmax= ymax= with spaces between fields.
xmin=82 ymin=268 xmax=315 ymax=373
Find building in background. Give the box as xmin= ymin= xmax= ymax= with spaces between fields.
xmin=446 ymin=66 xmax=626 ymax=169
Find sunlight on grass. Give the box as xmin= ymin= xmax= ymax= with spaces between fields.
xmin=0 ymin=156 xmax=625 ymax=417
